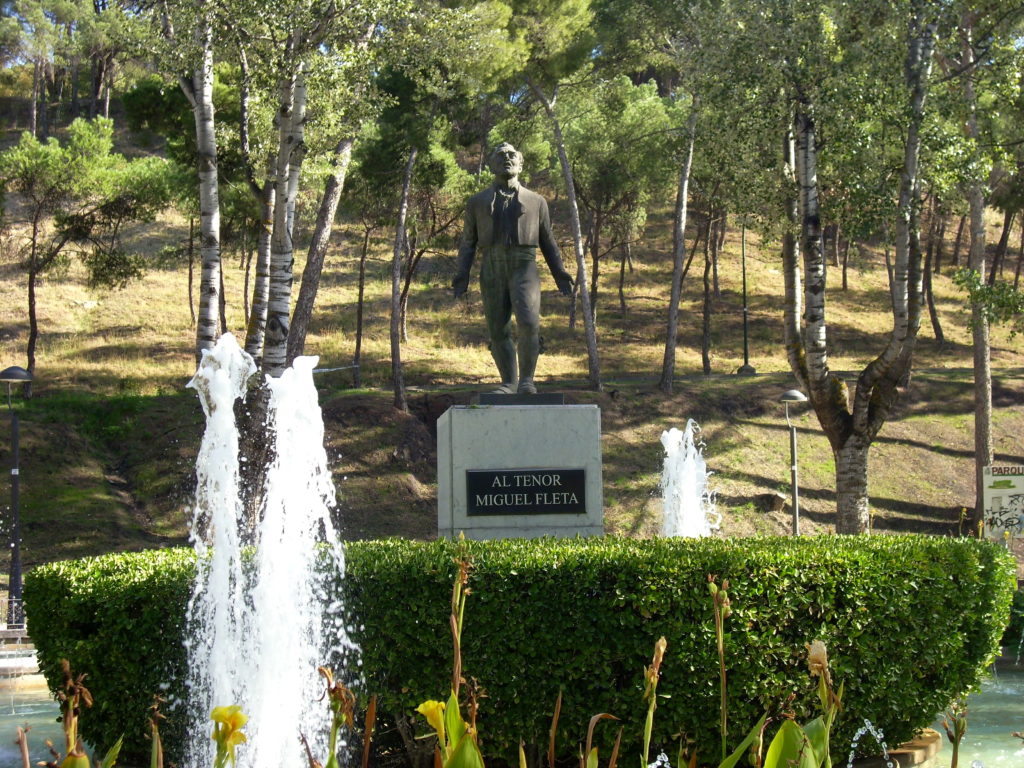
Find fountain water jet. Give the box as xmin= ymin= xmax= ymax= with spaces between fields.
xmin=184 ymin=335 xmax=354 ymax=768
xmin=660 ymin=420 xmax=720 ymax=537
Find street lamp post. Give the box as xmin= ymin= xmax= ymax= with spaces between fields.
xmin=1 ymin=366 xmax=32 ymax=628
xmin=780 ymin=389 xmax=808 ymax=536
xmin=737 ymin=217 xmax=756 ymax=376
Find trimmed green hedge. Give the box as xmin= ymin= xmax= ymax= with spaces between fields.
xmin=25 ymin=536 xmax=1014 ymax=766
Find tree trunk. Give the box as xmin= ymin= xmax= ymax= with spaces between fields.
xmin=70 ymin=57 xmax=80 ymax=118
xmin=38 ymin=60 xmax=49 ymax=138
xmin=795 ymin=110 xmax=829 ymax=389
xmin=353 ymin=227 xmax=372 ymax=388
xmin=188 ymin=5 xmax=222 ymax=362
xmin=951 ymin=215 xmax=966 ymax=268
xmin=263 ymin=64 xmax=307 ymax=377
xmin=934 ymin=214 xmax=946 ymax=275
xmin=781 ymin=127 xmax=805 ymax=388
xmin=102 ymin=58 xmax=112 ymax=119
xmin=590 ymin=206 xmax=601 ymax=322
xmin=26 ymin=218 xmax=41 ymax=390
xmin=710 ymin=210 xmax=721 ymax=299
xmin=399 ymin=244 xmax=426 ymax=344
xmin=188 ymin=216 xmax=196 ymax=325
xmin=835 ymin=437 xmax=870 ymax=534
xmin=618 ymin=241 xmax=629 ymax=314
xmin=1014 ymin=212 xmax=1023 ymax=290
xmin=243 ymin=234 xmax=253 ymax=325
xmin=529 ymin=79 xmax=601 ymax=391
xmin=219 ymin=262 xmax=227 ymax=334
xmin=841 ymin=240 xmax=850 ymax=291
xmin=30 ymin=59 xmax=40 ymax=137
xmin=244 ymin=181 xmax=275 ymax=363
xmin=924 ymin=233 xmax=944 ymax=344
xmin=701 ymin=239 xmax=712 ymax=375
xmin=287 ymin=136 xmax=355 ymax=364
xmin=884 ymin=246 xmax=895 ymax=305
xmin=962 ymin=17 xmax=993 ymax=529
xmin=391 ymin=148 xmax=417 ymax=413
xmin=658 ymin=107 xmax=697 ymax=393
xmin=988 ymin=208 xmax=1015 ymax=285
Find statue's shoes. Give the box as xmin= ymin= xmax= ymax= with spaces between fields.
xmin=517 ymin=380 xmax=537 ymax=395
xmin=490 ymin=383 xmax=517 ymax=394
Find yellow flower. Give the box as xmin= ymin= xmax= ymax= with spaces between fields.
xmin=416 ymin=699 xmax=447 ymax=741
xmin=211 ymin=705 xmax=248 ymax=767
xmin=212 ymin=705 xmax=248 ymax=731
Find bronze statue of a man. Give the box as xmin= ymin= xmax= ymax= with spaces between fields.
xmin=453 ymin=142 xmax=574 ymax=394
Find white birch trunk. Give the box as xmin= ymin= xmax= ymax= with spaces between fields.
xmin=244 ymin=180 xmax=275 ymax=363
xmin=962 ymin=17 xmax=993 ymax=525
xmin=835 ymin=437 xmax=871 ymax=534
xmin=796 ymin=110 xmax=829 ymax=383
xmin=191 ymin=1 xmax=221 ymax=362
xmin=262 ymin=63 xmax=307 ymax=377
xmin=529 ymin=79 xmax=602 ymax=391
xmin=659 ymin=106 xmax=698 ymax=393
xmin=781 ymin=128 xmax=807 ymax=390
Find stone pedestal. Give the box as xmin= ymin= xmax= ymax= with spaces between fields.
xmin=437 ymin=404 xmax=603 ymax=539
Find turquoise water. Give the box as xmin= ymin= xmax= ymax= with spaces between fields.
xmin=931 ymin=668 xmax=1024 ymax=768
xmin=0 ymin=681 xmax=63 ymax=768
xmin=0 ymin=669 xmax=1021 ymax=768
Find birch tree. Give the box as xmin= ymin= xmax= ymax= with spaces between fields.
xmin=938 ymin=3 xmax=1024 ymax=525
xmin=153 ymin=0 xmax=223 ymax=361
xmin=778 ymin=2 xmax=939 ymax=533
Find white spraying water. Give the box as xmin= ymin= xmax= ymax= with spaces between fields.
xmin=184 ymin=334 xmax=353 ymax=768
xmin=660 ymin=420 xmax=720 ymax=537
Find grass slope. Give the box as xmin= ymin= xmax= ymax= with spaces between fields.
xmin=0 ymin=155 xmax=1022 ymax=574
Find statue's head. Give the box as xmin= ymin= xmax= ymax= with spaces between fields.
xmin=488 ymin=142 xmax=523 ymax=181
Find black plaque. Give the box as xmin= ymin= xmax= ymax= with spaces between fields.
xmin=466 ymin=469 xmax=586 ymax=516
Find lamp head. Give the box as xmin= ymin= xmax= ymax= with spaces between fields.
xmin=0 ymin=367 xmax=32 ymax=384
xmin=779 ymin=389 xmax=808 ymax=403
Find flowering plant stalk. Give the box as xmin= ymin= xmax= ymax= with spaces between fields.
xmin=942 ymin=697 xmax=967 ymax=768
xmin=40 ymin=660 xmax=123 ymax=768
xmin=210 ymin=705 xmax=247 ymax=768
xmin=708 ymin=576 xmax=731 ymax=763
xmin=416 ymin=541 xmax=485 ymax=768
xmin=641 ymin=637 xmax=667 ymax=768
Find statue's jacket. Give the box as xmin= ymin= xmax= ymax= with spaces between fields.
xmin=456 ymin=183 xmax=571 ymax=283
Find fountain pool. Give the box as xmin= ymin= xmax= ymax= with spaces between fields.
xmin=929 ymin=667 xmax=1024 ymax=768
xmin=0 ymin=678 xmax=62 ymax=768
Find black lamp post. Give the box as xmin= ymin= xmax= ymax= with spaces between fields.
xmin=737 ymin=217 xmax=756 ymax=376
xmin=780 ymin=389 xmax=808 ymax=536
xmin=1 ymin=365 xmax=32 ymax=628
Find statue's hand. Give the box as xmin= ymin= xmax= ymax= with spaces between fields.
xmin=452 ymin=271 xmax=471 ymax=299
xmin=554 ymin=273 xmax=575 ymax=297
